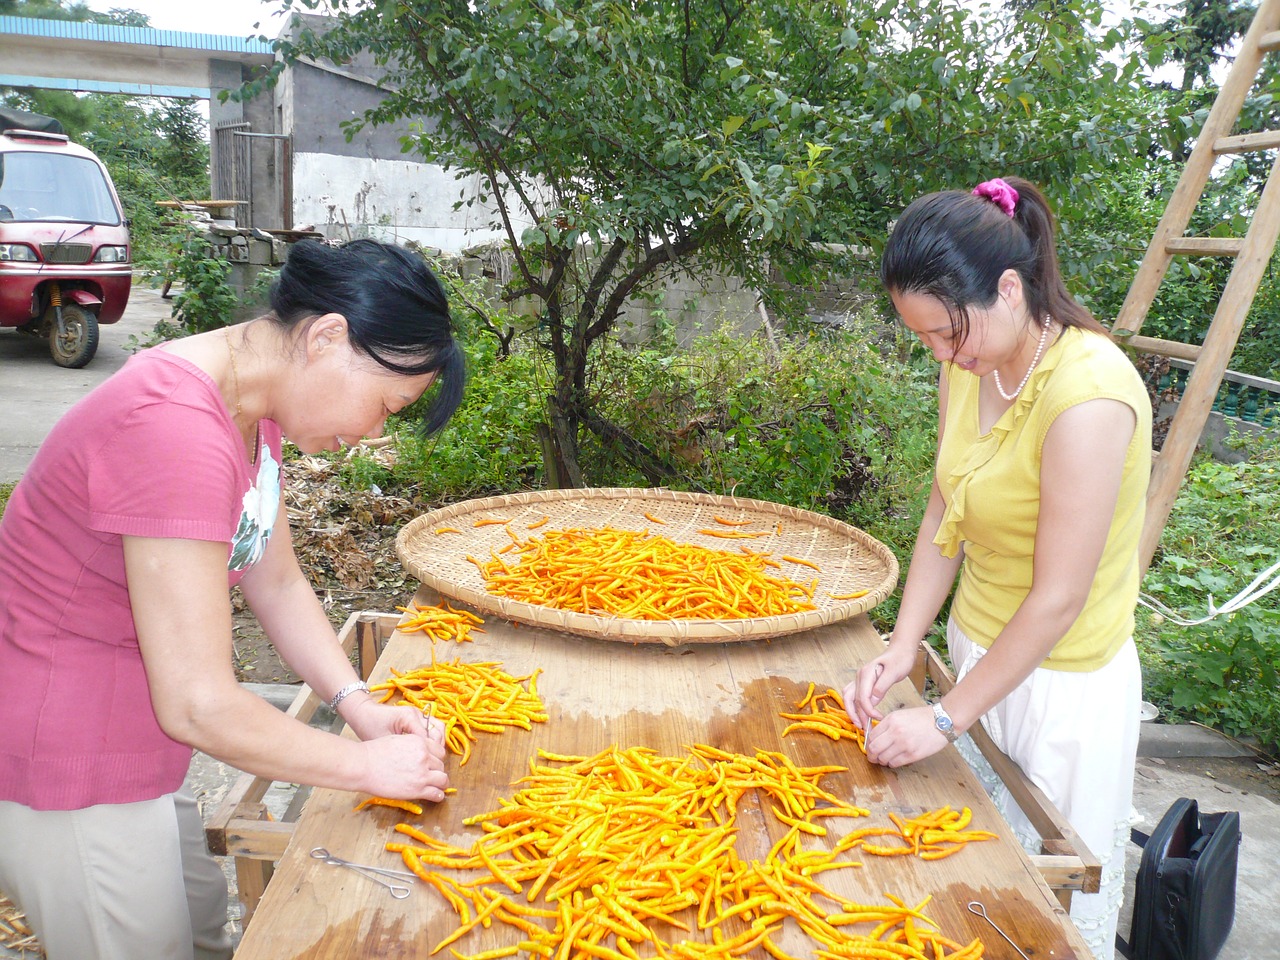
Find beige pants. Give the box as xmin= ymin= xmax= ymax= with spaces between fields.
xmin=0 ymin=774 xmax=233 ymax=960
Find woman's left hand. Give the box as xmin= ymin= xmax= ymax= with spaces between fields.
xmin=345 ymin=698 xmax=447 ymax=760
xmin=863 ymin=705 xmax=948 ymax=768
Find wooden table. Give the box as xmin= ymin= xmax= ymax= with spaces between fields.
xmin=229 ymin=587 xmax=1092 ymax=959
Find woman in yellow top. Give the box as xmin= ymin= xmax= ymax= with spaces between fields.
xmin=845 ymin=176 xmax=1151 ymax=958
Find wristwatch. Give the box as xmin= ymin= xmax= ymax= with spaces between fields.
xmin=932 ymin=700 xmax=959 ymax=743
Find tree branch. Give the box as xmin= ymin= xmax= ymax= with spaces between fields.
xmin=585 ymin=228 xmax=717 ymax=344
xmin=576 ymin=237 xmax=630 ymax=331
xmin=579 ymin=409 xmax=707 ymax=490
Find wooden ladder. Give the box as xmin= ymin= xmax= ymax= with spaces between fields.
xmin=1112 ymin=0 xmax=1280 ymax=573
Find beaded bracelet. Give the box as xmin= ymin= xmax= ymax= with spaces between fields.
xmin=328 ymin=680 xmax=370 ymax=713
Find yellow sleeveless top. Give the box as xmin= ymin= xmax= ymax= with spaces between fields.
xmin=935 ymin=326 xmax=1152 ymax=671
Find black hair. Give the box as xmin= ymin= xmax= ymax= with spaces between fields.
xmin=879 ymin=176 xmax=1107 ymax=345
xmin=269 ymin=238 xmax=464 ymax=434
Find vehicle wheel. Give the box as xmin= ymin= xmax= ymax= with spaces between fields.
xmin=48 ymin=303 xmax=100 ymax=368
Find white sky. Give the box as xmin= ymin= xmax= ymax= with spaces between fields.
xmin=84 ymin=0 xmax=290 ymax=39
xmin=89 ymin=0 xmax=1161 ymax=40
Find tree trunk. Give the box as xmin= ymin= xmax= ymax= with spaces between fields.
xmin=543 ymin=394 xmax=583 ymax=488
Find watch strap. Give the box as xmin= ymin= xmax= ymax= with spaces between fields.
xmin=932 ymin=700 xmax=959 ymax=743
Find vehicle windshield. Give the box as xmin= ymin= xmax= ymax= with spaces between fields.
xmin=0 ymin=151 xmax=121 ymax=225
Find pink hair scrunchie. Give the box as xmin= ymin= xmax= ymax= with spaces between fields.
xmin=972 ymin=178 xmax=1018 ymax=218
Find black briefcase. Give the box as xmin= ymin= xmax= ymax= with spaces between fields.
xmin=1117 ymin=796 xmax=1241 ymax=960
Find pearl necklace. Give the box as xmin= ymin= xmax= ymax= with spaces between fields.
xmin=993 ymin=315 xmax=1052 ymax=401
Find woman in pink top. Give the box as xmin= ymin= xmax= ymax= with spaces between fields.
xmin=0 ymin=239 xmax=465 ymax=959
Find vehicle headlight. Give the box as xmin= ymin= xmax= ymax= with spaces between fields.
xmin=93 ymin=245 xmax=129 ymax=263
xmin=0 ymin=243 xmax=38 ymax=262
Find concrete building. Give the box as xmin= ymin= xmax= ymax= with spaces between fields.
xmin=0 ymin=13 xmax=519 ymax=252
xmin=211 ymin=12 xmax=520 ymax=250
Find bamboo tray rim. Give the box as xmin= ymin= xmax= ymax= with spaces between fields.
xmin=395 ymin=488 xmax=899 ymax=646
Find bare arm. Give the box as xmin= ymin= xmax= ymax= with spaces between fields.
xmin=235 ymin=505 xmax=416 ymax=744
xmin=861 ymin=396 xmax=1137 ymax=767
xmin=846 ymin=480 xmax=963 ymax=730
xmin=846 ymin=368 xmax=962 ymax=727
xmin=124 ymin=526 xmax=447 ymax=800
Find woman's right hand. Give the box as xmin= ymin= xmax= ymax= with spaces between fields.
xmin=844 ymin=641 xmax=919 ymax=733
xmin=358 ymin=732 xmax=450 ymax=803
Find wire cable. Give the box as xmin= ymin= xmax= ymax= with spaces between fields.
xmin=1139 ymin=556 xmax=1280 ymax=627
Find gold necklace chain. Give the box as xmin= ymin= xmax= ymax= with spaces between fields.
xmin=224 ymin=327 xmax=242 ymax=419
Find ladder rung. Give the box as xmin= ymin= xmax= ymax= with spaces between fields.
xmin=1214 ymin=130 xmax=1280 ymax=154
xmin=1121 ymin=335 xmax=1202 ymax=363
xmin=1164 ymin=237 xmax=1244 ymax=256
xmin=1260 ymin=29 xmax=1280 ymax=52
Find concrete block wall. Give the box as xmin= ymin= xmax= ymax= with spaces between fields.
xmin=446 ymin=243 xmax=878 ymax=348
xmin=615 ymin=268 xmax=763 ymax=348
xmin=203 ymin=231 xmax=285 ymax=322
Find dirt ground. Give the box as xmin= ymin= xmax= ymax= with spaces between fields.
xmin=230 ymin=448 xmax=433 ymax=685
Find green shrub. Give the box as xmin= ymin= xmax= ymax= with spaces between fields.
xmin=392 ymin=335 xmax=547 ymax=501
xmin=558 ymin=311 xmax=938 ymax=629
xmin=1138 ymin=444 xmax=1280 ymax=753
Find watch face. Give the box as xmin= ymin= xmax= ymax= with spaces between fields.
xmin=933 ymin=703 xmax=955 ymax=733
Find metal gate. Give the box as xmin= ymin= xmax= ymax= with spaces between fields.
xmin=211 ymin=122 xmax=292 ymax=230
xmin=212 ymin=121 xmax=250 ymax=225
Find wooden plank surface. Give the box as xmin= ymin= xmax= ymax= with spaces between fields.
xmin=234 ymin=586 xmax=1090 ymax=959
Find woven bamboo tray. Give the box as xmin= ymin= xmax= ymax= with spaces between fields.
xmin=396 ymin=488 xmax=898 ymax=645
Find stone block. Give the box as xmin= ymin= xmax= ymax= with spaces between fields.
xmin=247 ymin=240 xmax=274 ymax=266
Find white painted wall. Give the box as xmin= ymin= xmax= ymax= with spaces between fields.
xmin=292 ymin=152 xmax=527 ymax=253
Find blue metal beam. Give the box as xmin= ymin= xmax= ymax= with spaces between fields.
xmin=0 ymin=73 xmax=209 ymax=99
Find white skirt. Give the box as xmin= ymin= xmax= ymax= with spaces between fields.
xmin=948 ymin=618 xmax=1142 ymax=960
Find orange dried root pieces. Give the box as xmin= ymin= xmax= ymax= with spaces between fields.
xmin=354 ymin=795 xmax=425 ymax=816
xmin=398 ymin=600 xmax=487 ymax=643
xmin=780 ymin=686 xmax=870 ymax=753
xmin=835 ymin=804 xmax=997 ymax=861
xmin=828 ymin=589 xmax=870 ymax=601
xmin=383 ymin=744 xmax=979 ymax=960
xmin=370 ymin=653 xmax=547 ymax=765
xmin=477 ymin=526 xmax=817 ymax=621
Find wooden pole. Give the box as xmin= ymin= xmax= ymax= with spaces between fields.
xmin=1113 ymin=0 xmax=1280 ymax=337
xmin=1139 ymin=153 xmax=1280 ymax=573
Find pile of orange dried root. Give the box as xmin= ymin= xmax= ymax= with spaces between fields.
xmin=780 ymin=686 xmax=869 ymax=753
xmin=383 ymin=744 xmax=985 ymax=960
xmin=398 ymin=600 xmax=487 ymax=643
xmin=470 ymin=527 xmax=819 ymax=620
xmin=371 ymin=654 xmax=547 ymax=765
xmin=836 ymin=806 xmax=998 ymax=862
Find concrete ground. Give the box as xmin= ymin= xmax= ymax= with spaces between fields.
xmin=0 ymin=280 xmax=171 ymax=485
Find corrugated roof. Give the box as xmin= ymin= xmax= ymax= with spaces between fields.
xmin=0 ymin=14 xmax=274 ymax=54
